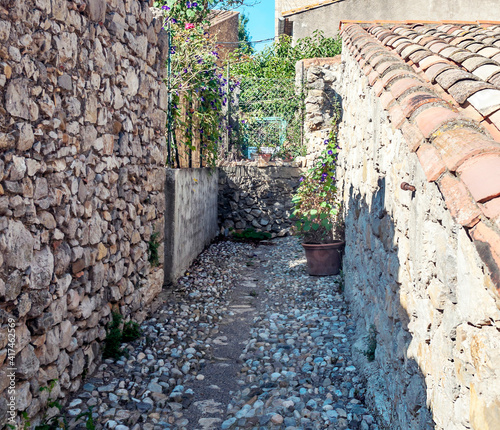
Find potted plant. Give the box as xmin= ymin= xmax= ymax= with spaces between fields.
xmin=291 ymin=138 xmax=344 ymax=276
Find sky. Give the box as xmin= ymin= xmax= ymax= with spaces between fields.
xmin=235 ymin=1 xmax=275 ymax=51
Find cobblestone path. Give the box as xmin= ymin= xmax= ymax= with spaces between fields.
xmin=68 ymin=238 xmax=380 ymax=430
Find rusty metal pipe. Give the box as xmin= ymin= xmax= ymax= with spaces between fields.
xmin=401 ymin=182 xmax=416 ymax=192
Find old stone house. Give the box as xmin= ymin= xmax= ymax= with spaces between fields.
xmin=276 ymin=0 xmax=500 ymax=40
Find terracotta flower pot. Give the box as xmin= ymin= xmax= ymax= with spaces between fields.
xmin=259 ymin=153 xmax=271 ymax=162
xmin=302 ymin=241 xmax=345 ymax=276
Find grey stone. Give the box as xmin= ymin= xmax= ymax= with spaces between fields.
xmin=58 ymin=74 xmax=72 ymax=91
xmin=30 ymin=246 xmax=54 ymax=289
xmin=5 ymin=79 xmax=31 ymax=120
xmin=15 ymin=345 xmax=40 ymax=380
xmin=5 ymin=220 xmax=34 ymax=270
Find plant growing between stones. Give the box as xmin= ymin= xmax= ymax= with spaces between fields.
xmin=148 ymin=231 xmax=160 ymax=267
xmin=26 ymin=380 xmax=95 ymax=430
xmin=122 ymin=320 xmax=142 ymax=342
xmin=103 ymin=313 xmax=143 ymax=360
xmin=362 ymin=324 xmax=377 ymax=362
xmin=231 ymin=227 xmax=272 ymax=242
xmin=103 ymin=312 xmax=124 ymax=360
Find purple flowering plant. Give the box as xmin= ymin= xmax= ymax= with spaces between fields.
xmin=291 ymin=103 xmax=342 ymax=243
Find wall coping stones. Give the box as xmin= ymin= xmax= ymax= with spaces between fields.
xmin=341 ymin=21 xmax=500 ymax=293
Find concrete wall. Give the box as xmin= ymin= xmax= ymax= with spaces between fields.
xmin=218 ymin=166 xmax=305 ymax=237
xmin=164 ymin=168 xmax=219 ymax=283
xmin=300 ymin=54 xmax=500 ymax=429
xmin=282 ymin=0 xmax=500 ymax=40
xmin=0 ymin=0 xmax=167 ymax=426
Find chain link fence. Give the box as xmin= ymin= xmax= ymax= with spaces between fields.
xmin=221 ymin=66 xmax=306 ymax=161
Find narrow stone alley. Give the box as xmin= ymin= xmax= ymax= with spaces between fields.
xmin=68 ymin=238 xmax=379 ymax=430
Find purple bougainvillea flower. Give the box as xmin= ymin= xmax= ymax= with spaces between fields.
xmin=324 ymin=139 xmax=329 ymax=144
xmin=328 ymin=150 xmax=333 ymax=155
xmin=162 ymin=5 xmax=170 ymax=10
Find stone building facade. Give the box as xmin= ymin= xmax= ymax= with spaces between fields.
xmin=277 ymin=0 xmax=500 ymax=41
xmin=299 ymin=21 xmax=500 ymax=430
xmin=0 ymin=0 xmax=167 ymax=425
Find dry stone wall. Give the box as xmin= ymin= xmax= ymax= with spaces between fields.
xmin=0 ymin=0 xmax=167 ymax=425
xmin=301 ymin=54 xmax=500 ymax=429
xmin=218 ymin=166 xmax=305 ymax=237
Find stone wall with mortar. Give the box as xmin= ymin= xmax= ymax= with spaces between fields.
xmin=0 ymin=0 xmax=167 ymax=425
xmin=164 ymin=168 xmax=219 ymax=283
xmin=300 ymin=55 xmax=500 ymax=429
xmin=296 ymin=57 xmax=343 ymax=168
xmin=218 ymin=166 xmax=305 ymax=237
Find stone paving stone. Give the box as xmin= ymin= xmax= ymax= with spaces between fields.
xmin=65 ymin=238 xmax=380 ymax=430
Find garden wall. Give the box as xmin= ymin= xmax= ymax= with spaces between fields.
xmin=218 ymin=166 xmax=305 ymax=237
xmin=164 ymin=168 xmax=219 ymax=283
xmin=0 ymin=0 xmax=168 ymax=426
xmin=299 ymin=54 xmax=500 ymax=429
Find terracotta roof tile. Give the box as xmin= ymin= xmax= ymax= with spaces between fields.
xmin=467 ymin=89 xmax=500 ymax=116
xmin=482 ymin=197 xmax=500 ymax=219
xmin=489 ymin=72 xmax=500 ymax=87
xmin=341 ymin=22 xmax=500 ymax=290
xmin=458 ymin=154 xmax=500 ymax=202
xmin=389 ymin=77 xmax=429 ymax=99
xmin=472 ymin=64 xmax=500 ymax=81
xmin=488 ymin=109 xmax=500 ymax=130
xmin=435 ymin=69 xmax=478 ymax=90
xmin=399 ymin=91 xmax=443 ymax=118
xmin=417 ymin=143 xmax=447 ymax=181
xmin=413 ymin=106 xmax=461 ymax=137
xmin=401 ymin=120 xmax=425 ymax=152
xmin=432 ymin=128 xmax=500 ymax=171
xmin=438 ymin=173 xmax=482 ymax=227
xmin=477 ymin=47 xmax=500 ymax=58
xmin=424 ymin=63 xmax=454 ymax=82
xmin=462 ymin=56 xmax=498 ymax=72
xmin=418 ymin=55 xmax=449 ymax=70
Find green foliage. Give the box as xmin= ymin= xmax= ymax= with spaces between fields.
xmin=153 ymin=0 xmax=253 ymax=26
xmin=103 ymin=312 xmax=124 ymax=360
xmin=103 ymin=313 xmax=142 ymax=360
xmin=291 ymin=99 xmax=342 ymax=244
xmin=122 ymin=321 xmax=142 ymax=342
xmin=229 ymin=31 xmax=341 ymax=159
xmin=238 ymin=13 xmax=254 ymax=55
xmin=32 ymin=380 xmax=95 ymax=430
xmin=231 ymin=228 xmax=272 ymax=242
xmin=148 ymin=231 xmax=160 ymax=268
xmin=338 ymin=270 xmax=345 ymax=293
xmin=363 ymin=325 xmax=377 ymax=362
xmin=230 ymin=31 xmax=342 ymax=80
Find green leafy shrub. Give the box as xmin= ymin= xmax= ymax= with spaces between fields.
xmin=363 ymin=324 xmax=377 ymax=362
xmin=122 ymin=321 xmax=142 ymax=342
xmin=148 ymin=231 xmax=160 ymax=267
xmin=102 ymin=312 xmax=124 ymax=360
xmin=231 ymin=228 xmax=272 ymax=242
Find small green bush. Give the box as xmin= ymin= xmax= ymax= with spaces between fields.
xmin=363 ymin=324 xmax=377 ymax=362
xmin=122 ymin=321 xmax=142 ymax=342
xmin=103 ymin=312 xmax=123 ymax=359
xmin=231 ymin=228 xmax=272 ymax=242
xmin=148 ymin=231 xmax=160 ymax=267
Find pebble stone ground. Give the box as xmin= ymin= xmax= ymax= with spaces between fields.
xmin=66 ymin=237 xmax=380 ymax=430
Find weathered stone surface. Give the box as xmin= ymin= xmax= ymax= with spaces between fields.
xmin=5 ymin=220 xmax=34 ymax=270
xmin=15 ymin=344 xmax=40 ymax=380
xmin=17 ymin=123 xmax=35 ymax=151
xmin=0 ymin=1 xmax=167 ymax=423
xmin=5 ymin=79 xmax=31 ymax=120
xmin=30 ymin=247 xmax=54 ymax=290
